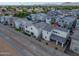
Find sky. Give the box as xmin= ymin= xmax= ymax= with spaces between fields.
xmin=0 ymin=2 xmax=78 ymax=6
xmin=0 ymin=2 xmax=63 ymax=5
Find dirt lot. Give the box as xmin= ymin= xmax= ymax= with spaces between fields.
xmin=0 ymin=37 xmax=21 ymax=56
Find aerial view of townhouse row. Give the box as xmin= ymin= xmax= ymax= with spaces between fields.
xmin=0 ymin=5 xmax=79 ymax=56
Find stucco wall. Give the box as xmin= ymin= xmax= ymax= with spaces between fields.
xmin=24 ymin=25 xmax=41 ymax=38
xmin=42 ymin=30 xmax=52 ymax=41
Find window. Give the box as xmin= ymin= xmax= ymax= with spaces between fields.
xmin=53 ymin=31 xmax=58 ymax=34
xmin=31 ymin=32 xmax=34 ymax=35
xmin=26 ymin=26 xmax=27 ymax=28
xmin=10 ymin=23 xmax=12 ymax=26
xmin=45 ymin=36 xmax=47 ymax=39
xmin=31 ymin=28 xmax=32 ymax=30
xmin=47 ymin=32 xmax=48 ymax=34
xmin=53 ymin=31 xmax=60 ymax=34
xmin=59 ymin=20 xmax=61 ymax=22
xmin=74 ymin=47 xmax=79 ymax=52
xmin=26 ymin=30 xmax=29 ymax=33
xmin=62 ymin=20 xmax=64 ymax=23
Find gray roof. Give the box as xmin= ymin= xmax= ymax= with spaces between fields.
xmin=23 ymin=20 xmax=33 ymax=26
xmin=14 ymin=19 xmax=22 ymax=25
xmin=56 ymin=16 xmax=76 ymax=23
xmin=36 ymin=13 xmax=47 ymax=17
xmin=34 ymin=22 xmax=52 ymax=31
xmin=34 ymin=22 xmax=46 ymax=29
xmin=53 ymin=27 xmax=69 ymax=32
xmin=29 ymin=13 xmax=47 ymax=21
xmin=50 ymin=33 xmax=67 ymax=44
xmin=14 ymin=18 xmax=33 ymax=27
xmin=35 ymin=13 xmax=47 ymax=21
xmin=0 ymin=16 xmax=16 ymax=23
xmin=63 ymin=16 xmax=76 ymax=22
xmin=43 ymin=24 xmax=52 ymax=31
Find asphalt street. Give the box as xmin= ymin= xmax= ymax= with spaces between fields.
xmin=0 ymin=23 xmax=68 ymax=56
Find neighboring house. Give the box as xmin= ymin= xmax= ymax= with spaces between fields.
xmin=27 ymin=13 xmax=46 ymax=22
xmin=14 ymin=19 xmax=22 ymax=29
xmin=35 ymin=13 xmax=52 ymax=24
xmin=7 ymin=17 xmax=19 ymax=28
xmin=8 ymin=17 xmax=17 ymax=27
xmin=27 ymin=13 xmax=52 ymax=24
xmin=23 ymin=23 xmax=40 ymax=38
xmin=4 ymin=16 xmax=11 ymax=25
xmin=14 ymin=18 xmax=27 ymax=29
xmin=0 ymin=16 xmax=14 ymax=25
xmin=50 ymin=27 xmax=70 ymax=47
xmin=21 ymin=20 xmax=33 ymax=34
xmin=42 ymin=23 xmax=53 ymax=41
xmin=23 ymin=22 xmax=51 ymax=38
xmin=45 ymin=16 xmax=52 ymax=24
xmin=35 ymin=13 xmax=47 ymax=22
xmin=70 ymin=29 xmax=79 ymax=54
xmin=55 ymin=16 xmax=76 ymax=29
xmin=6 ymin=16 xmax=16 ymax=26
xmin=0 ymin=16 xmax=5 ymax=24
xmin=26 ymin=22 xmax=47 ymax=38
xmin=72 ymin=9 xmax=79 ymax=16
xmin=27 ymin=14 xmax=36 ymax=21
xmin=75 ymin=19 xmax=79 ymax=29
xmin=47 ymin=10 xmax=61 ymax=16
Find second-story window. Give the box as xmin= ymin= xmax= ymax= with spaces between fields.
xmin=31 ymin=28 xmax=32 ymax=30
xmin=47 ymin=32 xmax=48 ymax=34
xmin=45 ymin=36 xmax=47 ymax=39
xmin=26 ymin=26 xmax=27 ymax=28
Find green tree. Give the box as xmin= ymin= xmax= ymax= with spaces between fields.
xmin=14 ymin=11 xmax=29 ymax=18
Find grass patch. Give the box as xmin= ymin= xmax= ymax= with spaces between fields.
xmin=15 ymin=28 xmax=21 ymax=32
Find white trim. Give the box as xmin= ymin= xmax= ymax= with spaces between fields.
xmin=62 ymin=43 xmax=64 ymax=47
xmin=56 ymin=40 xmax=58 ymax=45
